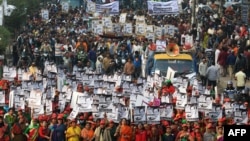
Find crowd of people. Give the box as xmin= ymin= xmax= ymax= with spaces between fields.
xmin=0 ymin=0 xmax=249 ymax=141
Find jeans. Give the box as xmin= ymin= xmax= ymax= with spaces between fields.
xmin=200 ymin=75 xmax=207 ymax=86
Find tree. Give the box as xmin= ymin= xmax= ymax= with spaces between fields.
xmin=4 ymin=0 xmax=41 ymax=35
xmin=0 ymin=26 xmax=11 ymax=54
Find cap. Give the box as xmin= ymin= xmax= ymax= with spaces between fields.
xmin=0 ymin=110 xmax=4 ymax=115
xmin=206 ymin=123 xmax=213 ymax=129
xmin=182 ymin=124 xmax=188 ymax=128
xmin=227 ymin=81 xmax=233 ymax=85
xmin=57 ymin=114 xmax=64 ymax=120
xmin=194 ymin=125 xmax=200 ymax=129
xmin=51 ymin=113 xmax=57 ymax=119
xmin=218 ymin=118 xmax=225 ymax=122
xmin=165 ymin=80 xmax=171 ymax=84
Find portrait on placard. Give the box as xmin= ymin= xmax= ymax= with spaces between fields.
xmin=146 ymin=32 xmax=155 ymax=41
xmin=62 ymin=2 xmax=69 ymax=13
xmin=41 ymin=9 xmax=49 ymax=21
xmin=147 ymin=106 xmax=160 ymax=123
xmin=154 ymin=26 xmax=162 ymax=39
xmin=123 ymin=23 xmax=133 ymax=35
xmin=87 ymin=1 xmax=96 ymax=13
xmin=176 ymin=93 xmax=187 ymax=109
xmin=146 ymin=25 xmax=154 ymax=33
xmin=160 ymin=104 xmax=173 ymax=120
xmin=136 ymin=23 xmax=146 ymax=35
xmin=113 ymin=23 xmax=121 ymax=33
xmin=205 ymin=105 xmax=222 ymax=122
xmin=134 ymin=106 xmax=146 ymax=123
xmin=197 ymin=95 xmax=213 ymax=111
xmin=119 ymin=13 xmax=127 ymax=23
xmin=96 ymin=24 xmax=103 ymax=35
xmin=185 ymin=104 xmax=199 ymax=121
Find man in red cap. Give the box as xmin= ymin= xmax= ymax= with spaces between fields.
xmin=92 ymin=119 xmax=106 ymax=140
xmin=106 ymin=120 xmax=117 ymax=141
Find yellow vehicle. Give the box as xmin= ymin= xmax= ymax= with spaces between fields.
xmin=151 ymin=43 xmax=194 ymax=77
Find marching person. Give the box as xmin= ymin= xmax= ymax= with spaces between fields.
xmin=235 ymin=67 xmax=247 ymax=91
xmin=199 ymin=58 xmax=208 ymax=86
xmin=206 ymin=62 xmax=219 ymax=90
xmin=24 ymin=118 xmax=39 ymax=141
xmin=81 ymin=121 xmax=94 ymax=141
xmin=29 ymin=62 xmax=39 ymax=80
xmin=38 ymin=120 xmax=50 ymax=141
xmin=65 ymin=119 xmax=81 ymax=141
xmin=51 ymin=114 xmax=66 ymax=141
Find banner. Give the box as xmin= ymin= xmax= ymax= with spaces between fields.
xmin=147 ymin=1 xmax=179 ymax=15
xmin=96 ymin=1 xmax=119 ymax=15
xmin=87 ymin=0 xmax=96 ymax=13
xmin=62 ymin=2 xmax=69 ymax=13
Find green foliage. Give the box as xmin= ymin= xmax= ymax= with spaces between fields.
xmin=0 ymin=26 xmax=11 ymax=54
xmin=4 ymin=0 xmax=41 ymax=34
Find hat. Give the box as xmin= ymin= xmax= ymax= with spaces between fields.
xmin=51 ymin=113 xmax=57 ymax=119
xmin=166 ymin=125 xmax=171 ymax=129
xmin=194 ymin=125 xmax=200 ymax=129
xmin=218 ymin=118 xmax=225 ymax=122
xmin=100 ymin=120 xmax=105 ymax=125
xmin=109 ymin=120 xmax=114 ymax=124
xmin=182 ymin=124 xmax=188 ymax=128
xmin=165 ymin=80 xmax=171 ymax=84
xmin=57 ymin=114 xmax=64 ymax=120
xmin=0 ymin=110 xmax=4 ymax=115
xmin=206 ymin=123 xmax=213 ymax=129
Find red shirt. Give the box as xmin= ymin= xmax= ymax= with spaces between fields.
xmin=38 ymin=126 xmax=49 ymax=139
xmin=135 ymin=130 xmax=147 ymax=141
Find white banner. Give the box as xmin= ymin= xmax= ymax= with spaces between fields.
xmin=87 ymin=1 xmax=96 ymax=13
xmin=147 ymin=1 xmax=179 ymax=15
xmin=96 ymin=1 xmax=119 ymax=15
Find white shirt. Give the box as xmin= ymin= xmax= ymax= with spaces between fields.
xmin=235 ymin=71 xmax=246 ymax=87
xmin=215 ymin=49 xmax=220 ymax=66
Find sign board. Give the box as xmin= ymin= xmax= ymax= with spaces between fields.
xmin=147 ymin=1 xmax=179 ymax=15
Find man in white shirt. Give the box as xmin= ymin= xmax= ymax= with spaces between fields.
xmin=235 ymin=67 xmax=246 ymax=91
xmin=199 ymin=58 xmax=208 ymax=86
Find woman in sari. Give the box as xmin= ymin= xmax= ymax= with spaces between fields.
xmin=81 ymin=122 xmax=94 ymax=141
xmin=216 ymin=126 xmax=223 ymax=141
xmin=0 ymin=116 xmax=8 ymax=141
xmin=24 ymin=118 xmax=39 ymax=141
xmin=51 ymin=115 xmax=66 ymax=141
xmin=119 ymin=118 xmax=132 ymax=141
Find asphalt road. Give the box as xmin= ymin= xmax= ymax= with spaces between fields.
xmin=217 ymin=76 xmax=250 ymax=94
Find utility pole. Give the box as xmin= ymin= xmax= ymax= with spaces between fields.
xmin=191 ymin=0 xmax=197 ymax=25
